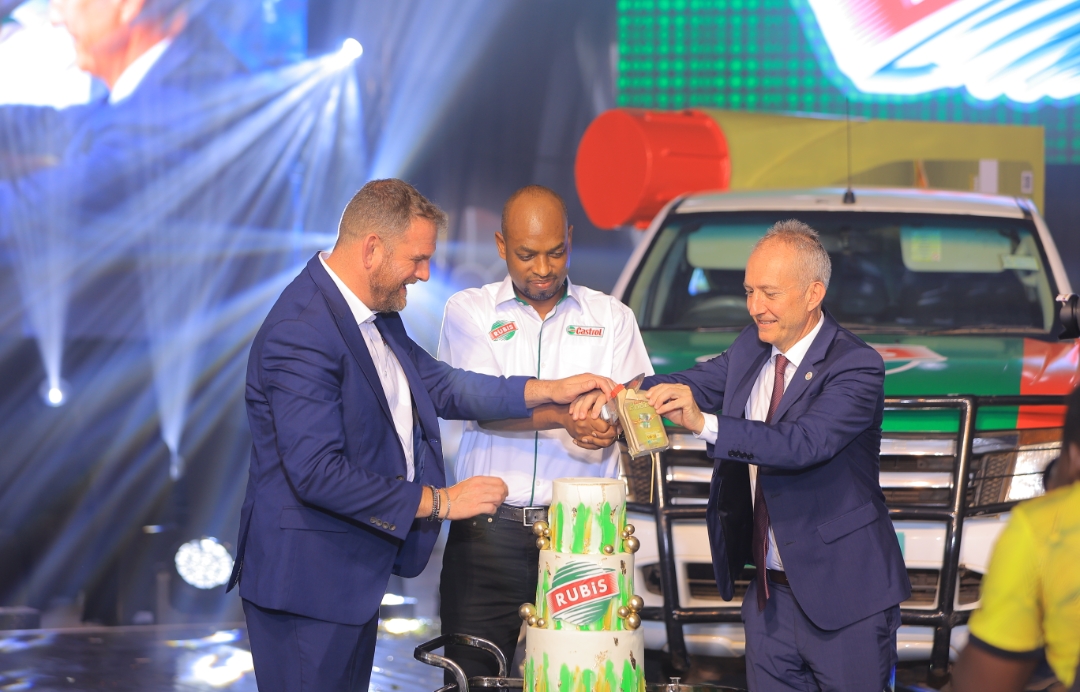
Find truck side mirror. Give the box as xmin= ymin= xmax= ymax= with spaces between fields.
xmin=1057 ymin=294 xmax=1080 ymax=340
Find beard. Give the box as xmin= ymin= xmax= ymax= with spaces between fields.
xmin=518 ymin=277 xmax=566 ymax=303
xmin=368 ymin=260 xmax=412 ymax=312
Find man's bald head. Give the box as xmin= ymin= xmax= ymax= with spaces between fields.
xmin=500 ymin=185 xmax=568 ymax=241
xmin=496 ymin=185 xmax=573 ymax=314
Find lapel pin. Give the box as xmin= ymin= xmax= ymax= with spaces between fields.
xmin=805 ymin=372 xmax=813 ymax=380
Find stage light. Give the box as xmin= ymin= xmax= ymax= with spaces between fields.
xmin=326 ymin=38 xmax=363 ymax=70
xmin=381 ymin=618 xmax=424 ymax=635
xmin=39 ymin=379 xmax=68 ymax=407
xmin=367 ymin=2 xmax=512 ymax=179
xmin=187 ymin=648 xmax=254 ymax=687
xmin=174 ymin=538 xmax=234 ymax=590
xmin=341 ymin=38 xmax=363 ymax=60
xmin=168 ymin=630 xmax=243 ymax=649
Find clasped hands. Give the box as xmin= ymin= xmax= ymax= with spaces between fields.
xmin=569 ymin=382 xmax=705 ymax=435
xmin=440 ymin=377 xmax=704 ymax=522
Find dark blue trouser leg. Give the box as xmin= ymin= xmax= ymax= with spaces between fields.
xmin=243 ymin=598 xmax=379 ymax=692
xmin=742 ymin=579 xmax=899 ymax=692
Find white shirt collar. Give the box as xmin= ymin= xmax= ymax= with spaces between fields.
xmin=319 ymin=252 xmax=376 ymax=326
xmin=109 ymin=37 xmax=172 ymax=104
xmin=494 ymin=275 xmax=580 ymax=311
xmin=772 ymin=312 xmax=825 ymax=369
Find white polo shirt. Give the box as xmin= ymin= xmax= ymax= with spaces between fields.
xmin=438 ymin=276 xmax=653 ymax=507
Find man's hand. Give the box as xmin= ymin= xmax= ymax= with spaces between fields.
xmin=565 ymin=414 xmax=618 ymax=450
xmin=569 ymin=389 xmax=609 ymax=421
xmin=524 ymin=373 xmax=616 ymax=408
xmin=445 ymin=476 xmax=508 ymax=520
xmin=646 ymin=383 xmax=705 ymax=434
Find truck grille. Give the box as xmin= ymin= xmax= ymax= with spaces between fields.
xmin=957 ymin=568 xmax=983 ymax=606
xmin=904 ymin=569 xmax=940 ymax=606
xmin=678 ymin=563 xmax=940 ymax=607
xmin=621 ymin=431 xmax=1060 ymax=509
xmin=626 ymin=428 xmax=1055 ymax=617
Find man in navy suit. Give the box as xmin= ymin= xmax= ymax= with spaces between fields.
xmin=228 ymin=179 xmax=613 ymax=692
xmin=578 ymin=220 xmax=909 ymax=691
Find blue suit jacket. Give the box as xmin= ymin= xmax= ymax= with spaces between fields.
xmin=226 ymin=255 xmax=531 ymax=625
xmin=644 ymin=312 xmax=910 ymax=630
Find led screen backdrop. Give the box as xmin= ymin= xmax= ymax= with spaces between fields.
xmin=617 ymin=0 xmax=1080 ymax=163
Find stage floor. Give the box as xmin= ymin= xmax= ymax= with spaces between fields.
xmin=0 ymin=623 xmax=443 ymax=691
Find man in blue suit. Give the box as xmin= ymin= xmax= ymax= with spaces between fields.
xmin=580 ymin=220 xmax=909 ymax=691
xmin=227 ymin=179 xmax=613 ymax=692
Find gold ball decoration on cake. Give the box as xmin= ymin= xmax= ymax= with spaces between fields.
xmin=526 ymin=479 xmax=644 ymax=692
xmin=628 ymin=595 xmax=644 ymax=613
xmin=623 ymin=536 xmax=640 ymax=553
xmin=519 ymin=603 xmax=536 ymax=621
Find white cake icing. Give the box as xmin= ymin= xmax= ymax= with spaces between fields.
xmin=525 ymin=478 xmax=644 ymax=692
xmin=524 ymin=627 xmax=644 ymax=691
xmin=547 ymin=478 xmax=627 ymax=554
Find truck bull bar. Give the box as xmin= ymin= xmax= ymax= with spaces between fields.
xmin=629 ymin=394 xmax=1066 ymax=682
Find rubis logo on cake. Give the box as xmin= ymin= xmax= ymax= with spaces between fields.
xmin=547 ymin=561 xmax=619 ymax=627
xmin=566 ymin=325 xmax=604 ymax=338
xmin=489 ymin=320 xmax=518 ymax=342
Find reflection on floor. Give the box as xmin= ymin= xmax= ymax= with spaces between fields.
xmin=0 ymin=622 xmax=443 ymax=691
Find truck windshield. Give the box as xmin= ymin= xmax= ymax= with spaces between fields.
xmin=626 ymin=211 xmax=1057 ymax=334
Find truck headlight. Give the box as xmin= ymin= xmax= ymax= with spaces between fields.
xmin=968 ymin=430 xmax=1060 ymax=507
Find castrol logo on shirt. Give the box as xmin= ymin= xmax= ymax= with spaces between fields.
xmin=489 ymin=320 xmax=518 ymax=341
xmin=547 ymin=562 xmax=619 ymax=626
xmin=566 ymin=325 xmax=604 ymax=337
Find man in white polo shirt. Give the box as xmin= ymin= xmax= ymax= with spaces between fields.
xmin=437 ymin=185 xmax=653 ymax=679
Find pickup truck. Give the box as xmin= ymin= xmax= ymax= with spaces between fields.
xmin=614 ymin=186 xmax=1076 ymax=676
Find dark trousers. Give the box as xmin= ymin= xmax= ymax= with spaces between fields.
xmin=243 ymin=599 xmax=379 ymax=692
xmin=439 ymin=515 xmax=539 ymax=680
xmin=741 ymin=579 xmax=900 ymax=692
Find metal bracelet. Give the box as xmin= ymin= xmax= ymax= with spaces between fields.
xmin=428 ymin=485 xmax=440 ymax=522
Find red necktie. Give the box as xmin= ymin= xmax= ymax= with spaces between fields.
xmin=754 ymin=353 xmax=788 ymax=610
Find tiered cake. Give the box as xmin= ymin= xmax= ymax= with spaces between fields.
xmin=521 ymin=478 xmax=645 ymax=692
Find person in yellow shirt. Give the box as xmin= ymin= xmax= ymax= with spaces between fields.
xmin=951 ymin=385 xmax=1080 ymax=692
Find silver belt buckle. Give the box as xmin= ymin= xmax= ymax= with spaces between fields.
xmin=522 ymin=507 xmax=546 ymax=526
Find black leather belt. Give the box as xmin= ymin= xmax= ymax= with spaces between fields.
xmin=494 ymin=504 xmax=548 ymax=526
xmin=766 ymin=569 xmax=789 ymax=586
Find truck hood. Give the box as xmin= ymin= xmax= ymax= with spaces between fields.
xmin=642 ymin=330 xmax=1080 ymax=430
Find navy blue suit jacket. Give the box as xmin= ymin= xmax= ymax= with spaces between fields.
xmin=226 ymin=255 xmax=531 ymax=626
xmin=644 ymin=312 xmax=910 ymax=630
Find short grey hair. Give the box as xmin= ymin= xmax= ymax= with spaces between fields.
xmin=337 ymin=179 xmax=448 ymax=246
xmin=754 ymin=219 xmax=831 ymax=290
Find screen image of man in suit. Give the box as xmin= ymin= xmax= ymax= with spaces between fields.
xmin=1 ymin=0 xmax=249 ymax=255
xmin=577 ymin=219 xmax=910 ymax=691
xmin=227 ymin=179 xmax=615 ymax=692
